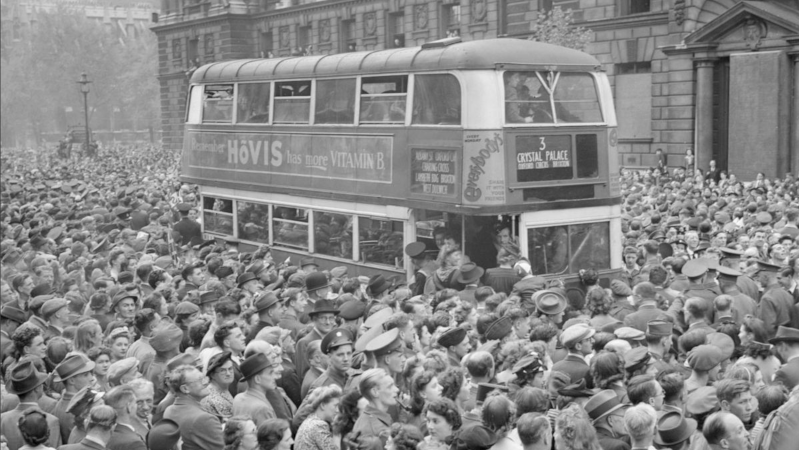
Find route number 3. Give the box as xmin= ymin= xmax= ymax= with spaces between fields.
xmin=539 ymin=137 xmax=546 ymax=150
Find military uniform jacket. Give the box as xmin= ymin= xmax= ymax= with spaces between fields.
xmin=352 ymin=404 xmax=392 ymax=444
xmin=163 ymin=396 xmax=224 ymax=450
xmin=737 ymin=275 xmax=760 ymax=303
xmin=308 ymin=367 xmax=348 ymax=395
xmin=1 ymin=401 xmax=62 ymax=450
xmin=758 ymin=285 xmax=794 ymax=338
xmin=609 ymin=300 xmax=636 ymax=322
xmin=683 ymin=282 xmax=720 ymax=324
xmin=551 ymin=353 xmax=591 ymax=387
xmin=278 ymin=313 xmax=304 ymax=340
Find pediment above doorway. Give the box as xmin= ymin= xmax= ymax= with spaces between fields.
xmin=683 ymin=1 xmax=798 ymax=52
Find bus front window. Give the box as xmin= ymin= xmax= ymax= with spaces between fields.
xmin=504 ymin=71 xmax=602 ymax=124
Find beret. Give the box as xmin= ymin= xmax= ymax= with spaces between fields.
xmin=646 ymin=320 xmax=672 ymax=337
xmin=610 ymin=279 xmax=632 ymax=297
xmin=685 ymin=386 xmax=719 ymax=415
xmin=107 ymin=357 xmax=138 ymax=385
xmin=31 ymin=283 xmax=53 ymax=298
xmin=756 ymin=211 xmax=772 ymax=224
xmin=339 ymin=300 xmax=367 ymax=321
xmin=686 ymin=344 xmax=724 ymax=371
xmin=41 ymin=298 xmax=69 ymax=319
xmin=214 ymin=266 xmax=234 ymax=279
xmin=175 ymin=301 xmax=200 ymax=315
xmin=485 ymin=316 xmax=513 ymax=341
xmin=614 ymin=326 xmax=645 ymax=340
xmin=198 ymin=290 xmax=221 ymax=305
xmin=437 ymin=327 xmax=467 ymax=348
xmin=206 ymin=351 xmax=233 ymax=377
xmin=706 ymin=333 xmax=735 ymax=360
xmin=151 ymin=324 xmax=184 ymax=352
xmin=29 ymin=295 xmax=54 ymax=313
xmin=560 ymin=324 xmax=595 ymax=348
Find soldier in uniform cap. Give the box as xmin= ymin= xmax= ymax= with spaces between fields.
xmin=681 ymin=259 xmax=719 ymax=325
xmin=363 ymin=328 xmax=406 ymax=422
xmin=172 ymin=203 xmax=202 ymax=246
xmin=645 ymin=320 xmax=674 ymax=373
xmin=716 ymin=266 xmax=757 ymax=325
xmin=437 ymin=327 xmax=471 ymax=367
xmin=308 ymin=328 xmax=354 ymax=393
xmin=756 ymin=261 xmax=795 ymax=338
xmin=405 ymin=242 xmax=434 ymax=297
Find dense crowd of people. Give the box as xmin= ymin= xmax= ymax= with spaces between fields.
xmin=0 ymin=143 xmax=798 ymax=450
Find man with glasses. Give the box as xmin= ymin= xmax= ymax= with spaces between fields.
xmin=295 ymin=299 xmax=339 ymax=379
xmin=551 ymin=324 xmax=595 ymax=387
xmin=164 ymin=365 xmax=224 ymax=450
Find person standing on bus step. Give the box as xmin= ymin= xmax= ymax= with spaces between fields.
xmin=173 ymin=203 xmax=202 ymax=246
xmin=405 ymin=242 xmax=434 ymax=297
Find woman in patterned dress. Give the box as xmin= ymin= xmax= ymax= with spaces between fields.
xmin=202 ymin=351 xmax=235 ymax=419
xmin=294 ymin=385 xmax=342 ymax=450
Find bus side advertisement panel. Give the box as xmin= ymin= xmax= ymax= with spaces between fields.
xmin=184 ymin=131 xmax=393 ymax=188
xmin=462 ymin=130 xmax=507 ymax=206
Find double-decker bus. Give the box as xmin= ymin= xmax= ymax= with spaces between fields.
xmin=182 ymin=37 xmax=622 ymax=291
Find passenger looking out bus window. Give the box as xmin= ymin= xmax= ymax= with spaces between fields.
xmin=504 ymin=72 xmax=532 ymax=124
xmin=314 ymin=212 xmax=353 ymax=258
xmin=359 ymin=217 xmax=403 ymax=266
xmin=360 ymin=76 xmax=407 ymax=124
xmin=315 ymin=79 xmax=356 ymax=124
xmin=412 ymin=74 xmax=461 ymax=125
xmin=237 ymin=201 xmax=270 ymax=243
xmin=273 ymin=207 xmax=308 ymax=250
xmin=504 ymin=71 xmax=601 ymax=124
xmin=203 ymin=85 xmax=234 ymax=123
xmin=237 ymin=83 xmax=271 ymax=124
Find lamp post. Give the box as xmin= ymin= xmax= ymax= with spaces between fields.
xmin=76 ymin=73 xmax=91 ymax=154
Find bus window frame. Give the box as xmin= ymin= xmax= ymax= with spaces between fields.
xmin=273 ymin=79 xmax=313 ymax=125
xmin=501 ymin=70 xmax=606 ymax=128
xmin=311 ymin=76 xmax=359 ymax=127
xmin=201 ymin=84 xmax=235 ymax=124
xmin=235 ymin=81 xmax=273 ymax=126
xmin=409 ymin=72 xmax=464 ymax=128
xmin=358 ymin=73 xmax=409 ymax=126
xmin=186 ymin=85 xmax=204 ymax=124
xmin=201 ymin=194 xmax=236 ymax=237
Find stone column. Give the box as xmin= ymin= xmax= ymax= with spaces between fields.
xmin=695 ymin=59 xmax=715 ymax=173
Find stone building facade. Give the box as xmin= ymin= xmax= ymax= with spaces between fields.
xmin=152 ymin=0 xmax=797 ymax=179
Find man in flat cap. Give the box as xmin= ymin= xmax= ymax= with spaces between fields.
xmin=645 ymin=320 xmax=674 ymax=373
xmin=623 ymin=282 xmax=673 ymax=333
xmin=41 ymin=297 xmax=70 ymax=340
xmin=551 ymin=324 xmax=595 ymax=387
xmin=756 ymin=261 xmax=794 ymax=338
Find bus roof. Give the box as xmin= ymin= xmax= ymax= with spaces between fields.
xmin=190 ymin=38 xmax=602 ymax=83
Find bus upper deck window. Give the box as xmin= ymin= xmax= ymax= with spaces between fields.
xmin=237 ymin=83 xmax=271 ymax=124
xmin=202 ymin=85 xmax=234 ymax=123
xmin=504 ymin=72 xmax=554 ymax=124
xmin=412 ymin=74 xmax=461 ymax=125
xmin=315 ymin=79 xmax=356 ymax=124
xmin=360 ymin=75 xmax=407 ymax=124
xmin=274 ymin=80 xmax=311 ymax=124
xmin=504 ymin=71 xmax=603 ymax=124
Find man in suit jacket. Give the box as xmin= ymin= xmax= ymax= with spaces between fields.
xmin=1 ymin=361 xmax=62 ymax=450
xmin=294 ymin=296 xmax=338 ymax=380
xmin=771 ymin=326 xmax=800 ymax=390
xmin=551 ymin=324 xmax=595 ymax=388
xmin=163 ymin=365 xmax=224 ymax=450
xmin=233 ymin=353 xmax=281 ymax=426
xmin=103 ymin=386 xmax=146 ymax=450
xmin=58 ymin=405 xmax=117 ymax=450
xmin=172 ymin=203 xmax=202 ymax=246
xmin=623 ymin=282 xmax=674 ymax=332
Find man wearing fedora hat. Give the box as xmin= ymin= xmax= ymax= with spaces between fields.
xmin=585 ymin=389 xmax=631 ymax=450
xmin=756 ymin=262 xmax=794 ymax=338
xmin=0 ymin=361 xmax=62 ymax=449
xmin=655 ymin=411 xmax=697 ymax=450
xmin=247 ymin=291 xmax=284 ymax=343
xmin=52 ymin=354 xmax=97 ymax=442
xmin=294 ymin=298 xmax=338 ymax=380
xmin=770 ymin=326 xmax=799 ymax=389
xmin=233 ymin=351 xmax=283 ymax=426
xmin=457 ymin=262 xmax=484 ymax=306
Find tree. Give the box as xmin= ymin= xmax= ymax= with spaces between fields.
xmin=529 ymin=7 xmax=593 ymax=52
xmin=0 ymin=6 xmax=159 ymax=146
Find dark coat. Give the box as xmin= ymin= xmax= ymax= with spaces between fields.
xmin=551 ymin=353 xmax=592 ymax=388
xmin=106 ymin=423 xmax=147 ymax=450
xmin=622 ymin=304 xmax=673 ymax=333
xmin=58 ymin=438 xmax=107 ymax=450
xmin=163 ymin=396 xmax=224 ymax=450
xmin=1 ymin=402 xmax=62 ymax=450
xmin=172 ymin=217 xmax=202 ymax=246
xmin=774 ymin=356 xmax=799 ymax=390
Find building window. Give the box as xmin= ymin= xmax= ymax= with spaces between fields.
xmin=188 ymin=38 xmax=198 ymax=67
xmin=619 ymin=0 xmax=650 ymax=16
xmin=204 ymin=34 xmax=214 ymax=60
xmin=341 ymin=19 xmax=355 ymax=51
xmin=298 ymin=25 xmax=311 ymax=52
xmin=259 ymin=31 xmax=273 ymax=58
xmin=172 ymin=38 xmax=182 ymax=69
xmin=388 ymin=12 xmax=404 ymax=47
xmin=615 ymin=62 xmax=652 ymax=139
xmin=442 ymin=4 xmax=460 ymax=38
